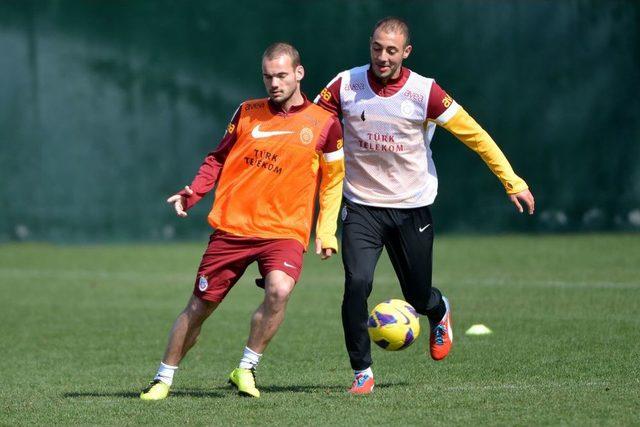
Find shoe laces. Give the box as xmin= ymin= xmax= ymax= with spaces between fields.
xmin=142 ymin=379 xmax=162 ymax=393
xmin=249 ymin=368 xmax=257 ymax=386
xmin=433 ymin=324 xmax=446 ymax=345
xmin=354 ymin=373 xmax=369 ymax=387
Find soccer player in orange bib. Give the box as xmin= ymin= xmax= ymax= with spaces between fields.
xmin=140 ymin=43 xmax=344 ymax=400
xmin=316 ymin=17 xmax=535 ymax=394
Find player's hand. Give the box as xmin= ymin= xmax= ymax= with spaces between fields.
xmin=167 ymin=185 xmax=193 ymax=217
xmin=509 ymin=189 xmax=535 ymax=215
xmin=315 ymin=238 xmax=335 ymax=260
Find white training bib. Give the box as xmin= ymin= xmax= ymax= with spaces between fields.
xmin=339 ymin=65 xmax=451 ymax=208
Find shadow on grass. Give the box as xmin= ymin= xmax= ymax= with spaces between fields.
xmin=63 ymin=388 xmax=226 ymax=399
xmin=63 ymin=381 xmax=409 ymax=399
xmin=260 ymin=381 xmax=409 ymax=393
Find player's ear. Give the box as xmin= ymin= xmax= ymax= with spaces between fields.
xmin=295 ymin=64 xmax=305 ymax=82
xmin=403 ymin=44 xmax=412 ymax=59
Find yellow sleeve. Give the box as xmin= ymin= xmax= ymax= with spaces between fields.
xmin=440 ymin=107 xmax=529 ymax=194
xmin=315 ymin=154 xmax=345 ymax=252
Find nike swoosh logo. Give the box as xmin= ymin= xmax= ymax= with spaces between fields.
xmin=283 ymin=261 xmax=296 ymax=268
xmin=252 ymin=124 xmax=294 ymax=139
xmin=419 ymin=224 xmax=431 ymax=232
xmin=394 ymin=308 xmax=411 ymax=325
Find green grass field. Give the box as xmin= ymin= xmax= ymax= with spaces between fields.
xmin=1 ymin=234 xmax=639 ymax=425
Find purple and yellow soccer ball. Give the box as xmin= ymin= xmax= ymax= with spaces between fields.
xmin=368 ymin=299 xmax=421 ymax=351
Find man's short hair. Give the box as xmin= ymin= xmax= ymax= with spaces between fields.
xmin=372 ymin=17 xmax=411 ymax=47
xmin=262 ymin=42 xmax=301 ymax=67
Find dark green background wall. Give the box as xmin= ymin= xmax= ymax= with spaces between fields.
xmin=1 ymin=0 xmax=639 ymax=241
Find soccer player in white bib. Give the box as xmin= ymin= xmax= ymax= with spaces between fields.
xmin=315 ymin=17 xmax=535 ymax=394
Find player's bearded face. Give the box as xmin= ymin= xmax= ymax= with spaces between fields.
xmin=369 ymin=29 xmax=412 ymax=81
xmin=262 ymin=55 xmax=303 ymax=105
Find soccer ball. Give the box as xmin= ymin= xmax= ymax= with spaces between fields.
xmin=368 ymin=299 xmax=421 ymax=351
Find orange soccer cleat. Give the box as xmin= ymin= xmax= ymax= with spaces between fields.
xmin=348 ymin=372 xmax=375 ymax=394
xmin=429 ymin=296 xmax=453 ymax=360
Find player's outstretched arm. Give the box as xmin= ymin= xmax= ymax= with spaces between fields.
xmin=440 ymin=107 xmax=529 ymax=194
xmin=165 ymin=104 xmax=242 ymax=218
xmin=509 ymin=188 xmax=535 ymax=215
xmin=166 ymin=185 xmax=193 ymax=217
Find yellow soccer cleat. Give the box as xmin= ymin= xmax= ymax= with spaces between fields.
xmin=228 ymin=368 xmax=260 ymax=398
xmin=140 ymin=379 xmax=170 ymax=401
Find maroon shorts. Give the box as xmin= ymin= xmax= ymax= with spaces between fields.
xmin=193 ymin=230 xmax=304 ymax=302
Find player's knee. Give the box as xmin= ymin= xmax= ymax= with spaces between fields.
xmin=184 ymin=296 xmax=217 ymax=323
xmin=343 ymin=286 xmax=367 ymax=302
xmin=346 ymin=269 xmax=373 ymax=286
xmin=344 ymin=271 xmax=373 ymax=298
xmin=265 ymin=282 xmax=293 ymax=305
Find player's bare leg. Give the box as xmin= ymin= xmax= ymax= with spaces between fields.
xmin=162 ymin=294 xmax=219 ymax=365
xmin=247 ymin=270 xmax=296 ymax=352
xmin=141 ymin=295 xmax=218 ymax=400
xmin=229 ymin=270 xmax=295 ymax=398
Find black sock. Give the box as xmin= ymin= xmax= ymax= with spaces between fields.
xmin=425 ymin=289 xmax=446 ymax=325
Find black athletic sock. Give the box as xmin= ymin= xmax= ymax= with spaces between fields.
xmin=425 ymin=290 xmax=446 ymax=325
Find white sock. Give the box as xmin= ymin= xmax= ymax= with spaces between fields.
xmin=355 ymin=367 xmax=373 ymax=378
xmin=154 ymin=362 xmax=178 ymax=386
xmin=238 ymin=346 xmax=262 ymax=370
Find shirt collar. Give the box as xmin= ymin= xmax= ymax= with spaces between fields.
xmin=366 ymin=66 xmax=411 ymax=96
xmin=267 ymin=93 xmax=311 ymax=116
